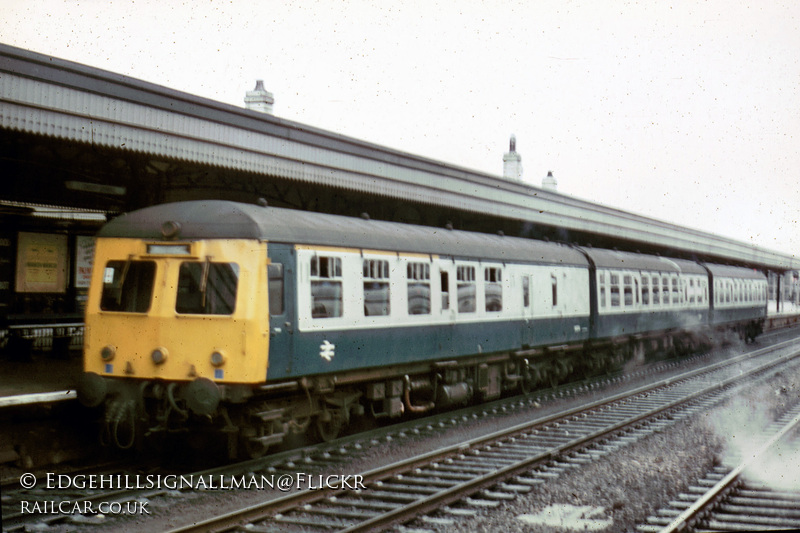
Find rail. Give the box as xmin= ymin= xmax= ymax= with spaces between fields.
xmin=643 ymin=403 xmax=800 ymax=532
xmin=164 ymin=337 xmax=800 ymax=533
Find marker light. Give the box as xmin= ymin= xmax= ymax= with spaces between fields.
xmin=210 ymin=351 xmax=226 ymax=367
xmin=101 ymin=345 xmax=116 ymax=361
xmin=151 ymin=347 xmax=168 ymax=365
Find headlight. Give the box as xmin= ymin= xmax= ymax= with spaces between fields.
xmin=151 ymin=347 xmax=168 ymax=365
xmin=101 ymin=345 xmax=116 ymax=361
xmin=210 ymin=351 xmax=225 ymax=367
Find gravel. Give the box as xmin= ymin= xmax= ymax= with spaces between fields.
xmin=12 ymin=336 xmax=800 ymax=533
xmin=437 ymin=363 xmax=800 ymax=533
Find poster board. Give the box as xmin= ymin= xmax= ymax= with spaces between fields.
xmin=15 ymin=232 xmax=68 ymax=293
xmin=74 ymin=235 xmax=95 ymax=289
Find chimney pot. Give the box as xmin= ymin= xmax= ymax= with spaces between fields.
xmin=245 ymin=80 xmax=275 ymax=114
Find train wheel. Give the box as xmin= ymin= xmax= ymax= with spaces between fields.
xmin=241 ymin=425 xmax=270 ymax=459
xmin=547 ymin=366 xmax=559 ymax=389
xmin=315 ymin=410 xmax=344 ymax=442
xmin=240 ymin=418 xmax=282 ymax=459
xmin=520 ymin=372 xmax=533 ymax=394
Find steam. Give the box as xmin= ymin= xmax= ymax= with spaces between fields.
xmin=709 ymin=383 xmax=800 ymax=492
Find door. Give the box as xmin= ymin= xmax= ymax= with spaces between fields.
xmin=523 ymin=274 xmax=536 ymax=345
xmin=266 ymin=244 xmax=295 ymax=379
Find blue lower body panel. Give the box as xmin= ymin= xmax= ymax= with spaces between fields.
xmin=710 ymin=307 xmax=766 ymax=325
xmin=268 ymin=316 xmax=590 ymax=380
xmin=594 ymin=309 xmax=709 ymax=339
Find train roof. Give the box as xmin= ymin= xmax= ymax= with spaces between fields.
xmin=704 ymin=263 xmax=766 ymax=280
xmin=580 ymin=248 xmax=708 ymax=275
xmin=99 ymin=200 xmax=589 ymax=266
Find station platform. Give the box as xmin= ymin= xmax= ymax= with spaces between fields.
xmin=768 ymin=301 xmax=800 ymax=316
xmin=0 ymin=301 xmax=797 ymax=409
xmin=0 ymin=351 xmax=81 ymax=407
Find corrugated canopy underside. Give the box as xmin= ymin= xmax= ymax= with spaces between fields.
xmin=1 ymin=44 xmax=796 ymax=270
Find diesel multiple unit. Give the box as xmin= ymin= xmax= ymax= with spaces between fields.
xmin=77 ymin=200 xmax=767 ymax=457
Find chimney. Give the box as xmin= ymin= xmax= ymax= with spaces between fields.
xmin=244 ymin=80 xmax=274 ymax=114
xmin=502 ymin=134 xmax=523 ymax=180
xmin=542 ymin=170 xmax=558 ymax=191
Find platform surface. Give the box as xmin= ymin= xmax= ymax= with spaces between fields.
xmin=0 ymin=352 xmax=81 ymax=403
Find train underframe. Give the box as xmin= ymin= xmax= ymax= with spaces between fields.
xmin=78 ymin=318 xmax=764 ymax=459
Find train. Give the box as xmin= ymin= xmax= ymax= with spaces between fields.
xmin=76 ymin=200 xmax=768 ymax=458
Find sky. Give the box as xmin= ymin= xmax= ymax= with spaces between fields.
xmin=2 ymin=1 xmax=799 ymax=256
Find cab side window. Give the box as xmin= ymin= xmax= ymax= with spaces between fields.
xmin=268 ymin=263 xmax=284 ymax=315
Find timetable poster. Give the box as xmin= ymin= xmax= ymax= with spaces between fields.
xmin=15 ymin=232 xmax=68 ymax=293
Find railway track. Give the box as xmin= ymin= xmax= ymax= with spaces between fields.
xmin=5 ymin=335 xmax=800 ymax=533
xmin=639 ymin=402 xmax=800 ymax=532
xmin=2 ymin=335 xmax=735 ymax=533
xmin=163 ymin=338 xmax=800 ymax=533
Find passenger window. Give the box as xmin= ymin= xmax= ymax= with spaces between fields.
xmin=101 ymin=260 xmax=156 ymax=313
xmin=551 ymin=274 xmax=558 ymax=307
xmin=623 ymin=275 xmax=633 ymax=306
xmin=364 ymin=259 xmax=390 ymax=316
xmin=176 ymin=261 xmax=239 ymax=315
xmin=662 ymin=277 xmax=670 ymax=305
xmin=598 ymin=272 xmax=606 ymax=308
xmin=688 ymin=279 xmax=695 ymax=304
xmin=672 ymin=277 xmax=680 ymax=304
xmin=268 ymin=263 xmax=284 ymax=315
xmin=641 ymin=276 xmax=650 ymax=305
xmin=407 ymin=262 xmax=431 ymax=315
xmin=610 ymin=274 xmax=620 ymax=307
xmin=311 ymin=256 xmax=343 ymax=318
xmin=652 ymin=276 xmax=660 ymax=305
xmin=523 ymin=275 xmax=530 ymax=308
xmin=457 ymin=265 xmax=476 ymax=313
xmin=484 ymin=267 xmax=503 ymax=312
xmin=440 ymin=271 xmax=450 ymax=311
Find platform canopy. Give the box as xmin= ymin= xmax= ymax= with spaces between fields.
xmin=1 ymin=43 xmax=797 ymax=271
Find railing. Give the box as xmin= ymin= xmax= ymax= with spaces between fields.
xmin=0 ymin=313 xmax=84 ymax=358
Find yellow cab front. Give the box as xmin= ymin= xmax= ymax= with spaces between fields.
xmin=83 ymin=238 xmax=269 ymax=385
